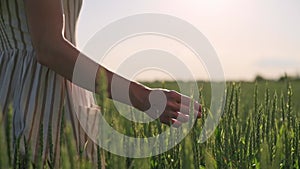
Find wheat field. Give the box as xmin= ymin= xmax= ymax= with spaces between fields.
xmin=0 ymin=78 xmax=299 ymax=169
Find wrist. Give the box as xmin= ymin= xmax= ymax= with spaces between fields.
xmin=129 ymin=82 xmax=151 ymax=111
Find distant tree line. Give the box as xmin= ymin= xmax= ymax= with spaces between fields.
xmin=254 ymin=74 xmax=300 ymax=82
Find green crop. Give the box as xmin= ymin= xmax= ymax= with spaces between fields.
xmin=0 ymin=79 xmax=299 ymax=169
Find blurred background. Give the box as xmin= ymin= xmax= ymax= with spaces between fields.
xmin=77 ymin=0 xmax=300 ymax=81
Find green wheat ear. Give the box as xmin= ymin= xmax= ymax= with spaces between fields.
xmin=36 ymin=122 xmax=44 ymax=169
xmin=0 ymin=111 xmax=9 ymax=169
xmin=96 ymin=68 xmax=108 ymax=169
xmin=65 ymin=124 xmax=75 ymax=169
xmin=97 ymin=67 xmax=108 ymax=113
xmin=5 ymin=104 xmax=13 ymax=167
xmin=13 ymin=136 xmax=20 ymax=169
xmin=47 ymin=120 xmax=54 ymax=169
xmin=24 ymin=137 xmax=32 ymax=169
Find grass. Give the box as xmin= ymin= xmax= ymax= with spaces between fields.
xmin=0 ymin=79 xmax=299 ymax=169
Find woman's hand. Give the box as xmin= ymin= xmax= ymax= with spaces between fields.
xmin=129 ymin=83 xmax=202 ymax=127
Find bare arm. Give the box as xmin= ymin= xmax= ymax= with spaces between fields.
xmin=24 ymin=0 xmax=201 ymax=127
xmin=24 ymin=0 xmax=146 ymax=106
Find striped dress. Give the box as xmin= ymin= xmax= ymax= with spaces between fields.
xmin=0 ymin=0 xmax=99 ymax=167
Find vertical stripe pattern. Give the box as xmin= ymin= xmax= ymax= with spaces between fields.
xmin=0 ymin=0 xmax=99 ymax=167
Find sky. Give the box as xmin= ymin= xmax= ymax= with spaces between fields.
xmin=76 ymin=0 xmax=300 ymax=81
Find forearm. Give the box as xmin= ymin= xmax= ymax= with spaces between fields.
xmin=96 ymin=69 xmax=151 ymax=111
xmin=37 ymin=37 xmax=150 ymax=111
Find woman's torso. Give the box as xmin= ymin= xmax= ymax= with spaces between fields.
xmin=0 ymin=0 xmax=82 ymax=52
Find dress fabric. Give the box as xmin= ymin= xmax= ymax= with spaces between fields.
xmin=0 ymin=0 xmax=99 ymax=166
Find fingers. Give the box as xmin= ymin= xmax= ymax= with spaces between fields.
xmin=159 ymin=116 xmax=182 ymax=128
xmin=158 ymin=109 xmax=201 ymax=128
xmin=168 ymin=90 xmax=202 ymax=114
xmin=153 ymin=90 xmax=203 ymax=127
xmin=162 ymin=111 xmax=189 ymax=122
xmin=172 ymin=119 xmax=182 ymax=128
xmin=167 ymin=100 xmax=202 ymax=119
xmin=176 ymin=103 xmax=201 ymax=117
xmin=158 ymin=110 xmax=188 ymax=128
xmin=177 ymin=112 xmax=190 ymax=122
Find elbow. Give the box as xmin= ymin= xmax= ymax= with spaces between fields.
xmin=35 ymin=50 xmax=49 ymax=68
xmin=34 ymin=41 xmax=55 ymax=67
xmin=34 ymin=35 xmax=65 ymax=67
xmin=35 ymin=51 xmax=48 ymax=66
